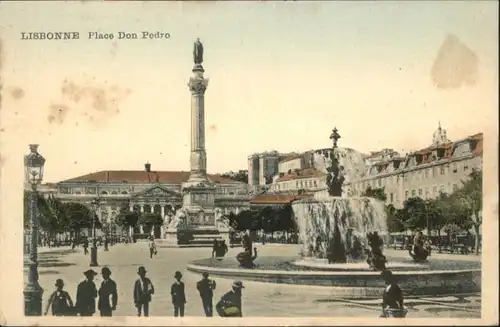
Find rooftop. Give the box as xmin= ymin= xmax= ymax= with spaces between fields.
xmin=276 ymin=168 xmax=326 ymax=182
xmin=60 ymin=170 xmax=243 ymax=184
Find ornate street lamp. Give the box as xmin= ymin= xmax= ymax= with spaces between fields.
xmin=89 ymin=197 xmax=100 ymax=266
xmin=23 ymin=144 xmax=45 ymax=316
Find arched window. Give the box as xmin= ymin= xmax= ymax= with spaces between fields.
xmin=101 ymin=191 xmax=108 ymax=195
xmin=75 ymin=191 xmax=82 ymax=195
xmin=121 ymin=191 xmax=128 ymax=195
xmin=111 ymin=191 xmax=118 ymax=195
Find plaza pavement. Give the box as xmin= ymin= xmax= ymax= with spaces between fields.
xmin=27 ymin=243 xmax=481 ymax=318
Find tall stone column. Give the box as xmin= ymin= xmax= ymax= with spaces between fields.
xmin=187 ymin=62 xmax=209 ymax=183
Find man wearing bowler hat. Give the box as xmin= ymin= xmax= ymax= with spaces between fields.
xmin=98 ymin=267 xmax=118 ymax=317
xmin=133 ymin=266 xmax=155 ymax=317
xmin=171 ymin=271 xmax=187 ymax=317
xmin=216 ymin=281 xmax=245 ymax=317
xmin=76 ymin=269 xmax=98 ymax=317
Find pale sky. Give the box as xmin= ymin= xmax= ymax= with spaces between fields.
xmin=0 ymin=1 xmax=498 ymax=183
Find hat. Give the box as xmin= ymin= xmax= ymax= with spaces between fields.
xmin=101 ymin=267 xmax=111 ymax=275
xmin=202 ymin=272 xmax=209 ymax=277
xmin=381 ymin=269 xmax=394 ymax=280
xmin=83 ymin=269 xmax=98 ymax=277
xmin=232 ymin=281 xmax=245 ymax=289
xmin=174 ymin=271 xmax=183 ymax=278
xmin=55 ymin=279 xmax=64 ymax=287
xmin=137 ymin=266 xmax=147 ymax=275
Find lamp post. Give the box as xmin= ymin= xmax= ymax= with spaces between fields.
xmin=23 ymin=144 xmax=45 ymax=316
xmin=89 ymin=197 xmax=100 ymax=267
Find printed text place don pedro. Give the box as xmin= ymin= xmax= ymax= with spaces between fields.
xmin=20 ymin=31 xmax=171 ymax=40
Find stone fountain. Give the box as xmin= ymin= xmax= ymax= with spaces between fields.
xmin=186 ymin=127 xmax=481 ymax=297
xmin=292 ymin=128 xmax=388 ymax=268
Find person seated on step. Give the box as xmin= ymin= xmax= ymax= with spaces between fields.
xmin=236 ymin=247 xmax=258 ymax=268
xmin=379 ymin=269 xmax=407 ymax=318
xmin=212 ymin=239 xmax=228 ymax=259
xmin=409 ymin=231 xmax=429 ymax=262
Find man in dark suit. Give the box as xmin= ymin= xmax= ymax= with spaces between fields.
xmin=75 ymin=269 xmax=98 ymax=316
xmin=98 ymin=267 xmax=118 ymax=317
xmin=380 ymin=269 xmax=405 ymax=318
xmin=133 ymin=266 xmax=155 ymax=317
xmin=170 ymin=271 xmax=186 ymax=317
xmin=196 ymin=272 xmax=216 ymax=317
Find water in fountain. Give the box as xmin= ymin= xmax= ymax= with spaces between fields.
xmin=292 ymin=195 xmax=387 ymax=262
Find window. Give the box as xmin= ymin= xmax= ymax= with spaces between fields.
xmin=101 ymin=191 xmax=108 ymax=195
xmin=418 ymin=189 xmax=423 ymax=197
xmin=425 ymin=188 xmax=430 ymax=197
xmin=464 ymin=164 xmax=469 ymax=171
xmin=121 ymin=191 xmax=128 ymax=195
xmin=111 ymin=191 xmax=118 ymax=195
xmin=377 ymin=179 xmax=382 ymax=187
xmin=75 ymin=191 xmax=82 ymax=195
xmin=452 ymin=163 xmax=457 ymax=173
xmin=296 ymin=181 xmax=299 ymax=188
xmin=405 ymin=190 xmax=409 ymax=200
xmin=439 ymin=184 xmax=445 ymax=193
xmin=314 ymin=180 xmax=317 ymax=187
xmin=453 ymin=184 xmax=458 ymax=191
xmin=440 ymin=166 xmax=446 ymax=175
xmin=390 ymin=193 xmax=394 ymax=202
xmin=411 ymin=189 xmax=416 ymax=197
xmin=423 ymin=170 xmax=429 ymax=179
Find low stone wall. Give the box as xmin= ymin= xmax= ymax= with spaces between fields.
xmin=187 ymin=262 xmax=481 ymax=297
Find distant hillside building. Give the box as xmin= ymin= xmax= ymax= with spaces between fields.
xmin=348 ymin=126 xmax=483 ymax=208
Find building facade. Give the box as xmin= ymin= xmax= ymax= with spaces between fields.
xmin=347 ymin=128 xmax=483 ymax=208
xmin=250 ymin=125 xmax=483 ymax=209
xmin=51 ymin=163 xmax=250 ymax=237
xmin=247 ymin=151 xmax=301 ymax=186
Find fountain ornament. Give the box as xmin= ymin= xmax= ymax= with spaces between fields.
xmin=292 ymin=127 xmax=388 ymax=268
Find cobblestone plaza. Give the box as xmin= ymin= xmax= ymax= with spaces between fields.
xmin=27 ymin=244 xmax=481 ymax=318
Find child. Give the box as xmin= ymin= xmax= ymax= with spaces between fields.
xmin=44 ymin=279 xmax=74 ymax=316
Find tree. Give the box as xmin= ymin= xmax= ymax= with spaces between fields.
xmin=64 ymin=202 xmax=98 ymax=239
xmin=260 ymin=207 xmax=279 ymax=239
xmin=138 ymin=213 xmax=163 ymax=235
xmin=220 ymin=170 xmax=248 ymax=184
xmin=362 ymin=187 xmax=387 ymax=202
xmin=116 ymin=205 xmax=140 ymax=237
xmin=385 ymin=204 xmax=405 ymax=233
xmin=451 ymin=169 xmax=482 ymax=254
xmin=400 ymin=197 xmax=428 ymax=231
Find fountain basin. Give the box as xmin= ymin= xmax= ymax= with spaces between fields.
xmin=187 ymin=256 xmax=481 ymax=297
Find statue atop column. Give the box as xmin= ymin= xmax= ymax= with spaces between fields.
xmin=193 ymin=38 xmax=204 ymax=65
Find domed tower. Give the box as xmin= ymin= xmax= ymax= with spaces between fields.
xmin=432 ymin=121 xmax=451 ymax=146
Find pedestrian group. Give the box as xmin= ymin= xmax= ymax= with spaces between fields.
xmin=44 ymin=266 xmax=245 ymax=317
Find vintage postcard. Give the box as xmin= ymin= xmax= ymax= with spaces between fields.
xmin=0 ymin=1 xmax=498 ymax=326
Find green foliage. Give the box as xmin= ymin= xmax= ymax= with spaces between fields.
xmin=64 ymin=202 xmax=99 ymax=231
xmin=115 ymin=204 xmax=139 ymax=228
xmin=220 ymin=170 xmax=248 ymax=184
xmin=400 ymin=197 xmax=428 ymax=231
xmin=226 ymin=205 xmax=296 ymax=233
xmin=362 ymin=187 xmax=387 ymax=202
xmin=385 ymin=204 xmax=405 ymax=232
